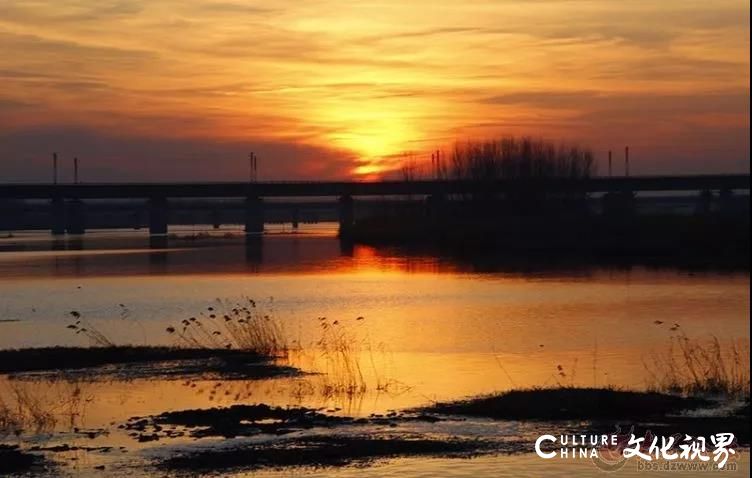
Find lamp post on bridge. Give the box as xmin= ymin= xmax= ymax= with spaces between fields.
xmin=52 ymin=152 xmax=58 ymax=185
xmin=248 ymin=152 xmax=258 ymax=182
xmin=245 ymin=152 xmax=263 ymax=234
xmin=608 ymin=150 xmax=612 ymax=178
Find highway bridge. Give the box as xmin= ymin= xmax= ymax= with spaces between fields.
xmin=0 ymin=174 xmax=748 ymax=235
xmin=0 ymin=174 xmax=748 ymax=199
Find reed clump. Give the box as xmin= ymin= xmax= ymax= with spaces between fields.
xmin=316 ymin=317 xmax=366 ymax=398
xmin=279 ymin=317 xmax=408 ymax=413
xmin=0 ymin=381 xmax=58 ymax=435
xmin=643 ymin=333 xmax=750 ymax=399
xmin=165 ymin=297 xmax=287 ymax=357
xmin=65 ymin=310 xmax=115 ymax=347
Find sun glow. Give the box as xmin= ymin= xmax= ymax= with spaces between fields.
xmin=314 ymin=99 xmax=429 ymax=176
xmin=336 ymin=126 xmax=408 ymax=159
xmin=352 ymin=163 xmax=388 ymax=178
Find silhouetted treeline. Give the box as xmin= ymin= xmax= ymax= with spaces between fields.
xmin=400 ymin=137 xmax=596 ymax=182
xmin=446 ymin=137 xmax=595 ymax=181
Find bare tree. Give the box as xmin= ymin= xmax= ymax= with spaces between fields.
xmin=449 ymin=136 xmax=595 ymax=181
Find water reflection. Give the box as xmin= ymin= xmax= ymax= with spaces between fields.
xmin=0 ymin=226 xmax=463 ymax=278
xmin=245 ymin=236 xmax=263 ymax=272
xmin=148 ymin=235 xmax=168 ymax=250
xmin=0 ymin=225 xmax=748 ymax=423
xmin=1 ymin=225 xmax=748 ymax=279
xmin=0 ymin=226 xmax=748 ymax=477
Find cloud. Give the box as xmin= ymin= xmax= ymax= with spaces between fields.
xmin=0 ymin=126 xmax=358 ymax=182
xmin=0 ymin=0 xmax=748 ymax=177
xmin=594 ymin=56 xmax=748 ymax=82
xmin=484 ymin=89 xmax=750 ymax=115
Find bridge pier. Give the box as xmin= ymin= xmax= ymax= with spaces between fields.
xmin=51 ymin=197 xmax=66 ymax=235
xmin=245 ymin=235 xmax=263 ymax=270
xmin=0 ymin=200 xmax=21 ymax=233
xmin=719 ymin=188 xmax=735 ymax=216
xmin=148 ymin=197 xmax=169 ymax=235
xmin=211 ymin=208 xmax=221 ymax=229
xmin=601 ymin=190 xmax=635 ymax=217
xmin=339 ymin=236 xmax=354 ymax=256
xmin=695 ymin=189 xmax=713 ymax=215
xmin=149 ymin=235 xmax=168 ymax=249
xmin=426 ymin=194 xmax=446 ymax=220
xmin=244 ymin=196 xmax=264 ymax=234
xmin=338 ymin=195 xmax=354 ymax=236
xmin=292 ymin=207 xmax=299 ymax=230
xmin=65 ymin=199 xmax=86 ymax=234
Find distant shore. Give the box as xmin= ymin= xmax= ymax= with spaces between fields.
xmin=347 ymin=205 xmax=750 ymax=269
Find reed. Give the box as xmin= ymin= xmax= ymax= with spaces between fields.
xmin=315 ymin=317 xmax=366 ymax=398
xmin=165 ymin=297 xmax=287 ymax=357
xmin=66 ymin=310 xmax=115 ymax=347
xmin=643 ymin=332 xmax=750 ymax=399
xmin=0 ymin=381 xmax=58 ymax=435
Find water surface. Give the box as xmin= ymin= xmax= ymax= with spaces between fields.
xmin=0 ymin=225 xmax=748 ymax=476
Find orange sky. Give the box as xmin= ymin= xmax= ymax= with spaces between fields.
xmin=0 ymin=0 xmax=749 ymax=181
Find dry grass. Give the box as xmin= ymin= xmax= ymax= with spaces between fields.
xmin=643 ymin=332 xmax=750 ymax=399
xmin=65 ymin=310 xmax=115 ymax=347
xmin=0 ymin=377 xmax=92 ymax=436
xmin=0 ymin=383 xmax=56 ymax=435
xmin=64 ymin=299 xmax=286 ymax=357
xmin=165 ymin=297 xmax=287 ymax=357
xmin=315 ymin=317 xmax=366 ymax=398
xmin=281 ymin=317 xmax=409 ymax=410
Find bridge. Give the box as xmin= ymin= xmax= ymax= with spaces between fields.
xmin=0 ymin=174 xmax=748 ymax=236
xmin=0 ymin=174 xmax=748 ymax=199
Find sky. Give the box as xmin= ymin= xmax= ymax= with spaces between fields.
xmin=0 ymin=0 xmax=749 ymax=182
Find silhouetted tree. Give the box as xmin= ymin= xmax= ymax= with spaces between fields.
xmin=450 ymin=137 xmax=595 ymax=181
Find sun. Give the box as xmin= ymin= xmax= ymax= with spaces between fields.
xmin=315 ymin=103 xmax=423 ymax=177
xmin=333 ymin=119 xmax=414 ymax=156
xmin=352 ymin=164 xmax=386 ymax=175
xmin=343 ymin=123 xmax=419 ymax=178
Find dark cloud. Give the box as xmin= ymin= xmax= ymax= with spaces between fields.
xmin=0 ymin=31 xmax=145 ymax=58
xmin=484 ymin=89 xmax=750 ymax=115
xmin=356 ymin=27 xmax=482 ymax=44
xmin=594 ymin=56 xmax=748 ymax=82
xmin=0 ymin=97 xmax=36 ymax=109
xmin=0 ymin=1 xmax=145 ymax=23
xmin=193 ymin=2 xmax=277 ymax=16
xmin=0 ymin=126 xmax=357 ymax=182
xmin=478 ymin=2 xmax=748 ymax=48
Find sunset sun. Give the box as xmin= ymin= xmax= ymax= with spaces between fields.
xmin=318 ymin=103 xmax=424 ymax=176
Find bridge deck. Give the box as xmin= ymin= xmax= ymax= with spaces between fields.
xmin=0 ymin=175 xmax=748 ymax=199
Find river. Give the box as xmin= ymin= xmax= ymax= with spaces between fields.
xmin=0 ymin=224 xmax=749 ymax=476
